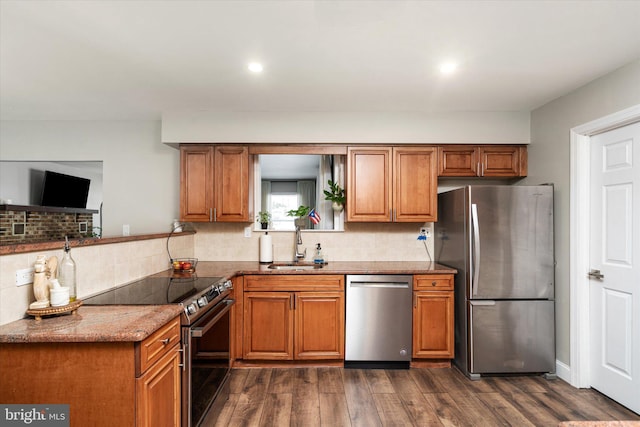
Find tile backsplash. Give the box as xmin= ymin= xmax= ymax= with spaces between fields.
xmin=0 ymin=234 xmax=194 ymax=325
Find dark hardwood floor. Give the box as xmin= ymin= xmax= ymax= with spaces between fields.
xmin=204 ymin=367 xmax=639 ymax=426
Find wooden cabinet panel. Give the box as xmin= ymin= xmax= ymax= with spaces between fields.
xmin=295 ymin=292 xmax=345 ymax=359
xmin=243 ymin=292 xmax=294 ymax=360
xmin=413 ymin=291 xmax=454 ymax=359
xmin=414 ymin=274 xmax=454 ymax=291
xmin=242 ymin=275 xmax=345 ymax=361
xmin=394 ymin=147 xmax=437 ymax=222
xmin=137 ymin=317 xmax=181 ymax=375
xmin=347 ymin=147 xmax=392 ymax=222
xmin=244 ymin=274 xmax=344 ymax=292
xmin=180 ymin=144 xmax=251 ymax=222
xmin=438 ymin=145 xmax=527 ymax=178
xmin=347 ymin=146 xmax=437 ymax=222
xmin=0 ymin=316 xmax=182 ymax=427
xmin=214 ymin=145 xmax=250 ymax=222
xmin=136 ymin=346 xmax=181 ymax=427
xmin=180 ymin=145 xmax=213 ymax=222
xmin=438 ymin=146 xmax=479 ymax=177
xmin=480 ymin=146 xmax=526 ymax=177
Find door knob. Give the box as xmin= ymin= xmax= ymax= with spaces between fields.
xmin=588 ymin=269 xmax=605 ymax=280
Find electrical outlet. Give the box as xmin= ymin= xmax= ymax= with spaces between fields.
xmin=244 ymin=226 xmax=252 ymax=238
xmin=16 ymin=267 xmax=34 ymax=286
xmin=424 ymin=228 xmax=431 ymax=238
xmin=420 ymin=227 xmax=427 ymax=235
xmin=122 ymin=224 xmax=130 ymax=236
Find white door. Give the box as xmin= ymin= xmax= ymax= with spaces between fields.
xmin=589 ymin=121 xmax=640 ymax=413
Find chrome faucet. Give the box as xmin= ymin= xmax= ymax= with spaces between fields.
xmin=294 ymin=224 xmax=306 ymax=261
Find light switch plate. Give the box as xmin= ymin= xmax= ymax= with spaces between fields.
xmin=16 ymin=267 xmax=34 ymax=286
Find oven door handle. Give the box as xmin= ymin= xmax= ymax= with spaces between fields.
xmin=190 ymin=299 xmax=235 ymax=338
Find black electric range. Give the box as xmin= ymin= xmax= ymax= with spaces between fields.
xmin=83 ymin=274 xmax=232 ymax=325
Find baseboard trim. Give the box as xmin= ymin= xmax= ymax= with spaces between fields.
xmin=556 ymin=359 xmax=571 ymax=384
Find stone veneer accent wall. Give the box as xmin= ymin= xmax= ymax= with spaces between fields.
xmin=0 ymin=209 xmax=94 ymax=245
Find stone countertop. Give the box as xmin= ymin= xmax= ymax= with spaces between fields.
xmin=0 ymin=261 xmax=455 ymax=344
xmin=0 ymin=305 xmax=184 ymax=344
xmin=151 ymin=261 xmax=457 ymax=280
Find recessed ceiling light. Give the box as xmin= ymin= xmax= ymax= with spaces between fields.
xmin=439 ymin=62 xmax=458 ymax=75
xmin=248 ymin=62 xmax=263 ymax=73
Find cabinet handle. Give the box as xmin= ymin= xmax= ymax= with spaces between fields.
xmin=178 ymin=347 xmax=186 ymax=371
xmin=432 ymin=281 xmax=437 ymax=287
xmin=209 ymin=208 xmax=213 ymax=222
xmin=413 ymin=293 xmax=417 ymax=308
xmin=160 ymin=338 xmax=170 ymax=345
xmin=289 ymin=294 xmax=294 ymax=310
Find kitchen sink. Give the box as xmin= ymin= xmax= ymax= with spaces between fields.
xmin=267 ymin=262 xmax=323 ymax=270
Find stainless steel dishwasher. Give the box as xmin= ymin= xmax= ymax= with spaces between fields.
xmin=345 ymin=274 xmax=413 ymax=368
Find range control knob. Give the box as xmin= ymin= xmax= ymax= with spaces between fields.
xmin=186 ymin=303 xmax=198 ymax=315
xmin=197 ymin=296 xmax=208 ymax=307
xmin=223 ymin=280 xmax=233 ymax=289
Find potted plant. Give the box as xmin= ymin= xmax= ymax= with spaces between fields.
xmin=256 ymin=211 xmax=271 ymax=229
xmin=323 ymin=180 xmax=345 ymax=212
xmin=286 ymin=205 xmax=310 ymax=228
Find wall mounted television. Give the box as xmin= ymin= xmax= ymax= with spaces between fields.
xmin=40 ymin=170 xmax=91 ymax=209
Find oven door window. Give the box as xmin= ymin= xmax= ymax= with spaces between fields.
xmin=189 ymin=299 xmax=233 ymax=426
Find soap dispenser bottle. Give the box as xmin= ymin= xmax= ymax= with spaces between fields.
xmin=313 ymin=243 xmax=324 ymax=264
xmin=59 ymin=236 xmax=77 ymax=302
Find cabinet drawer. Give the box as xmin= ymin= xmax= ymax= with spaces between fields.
xmin=413 ymin=274 xmax=454 ymax=291
xmin=245 ymin=275 xmax=344 ymax=291
xmin=136 ymin=316 xmax=181 ymax=375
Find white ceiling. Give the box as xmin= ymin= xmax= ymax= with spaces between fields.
xmin=1 ymin=0 xmax=640 ymax=121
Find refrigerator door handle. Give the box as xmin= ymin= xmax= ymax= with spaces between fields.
xmin=470 ymin=300 xmax=496 ymax=306
xmin=471 ymin=203 xmax=481 ymax=296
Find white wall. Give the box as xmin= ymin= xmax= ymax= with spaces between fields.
xmin=526 ymin=60 xmax=640 ymax=367
xmin=0 ymin=121 xmax=180 ymax=237
xmin=162 ymin=111 xmax=530 ymax=144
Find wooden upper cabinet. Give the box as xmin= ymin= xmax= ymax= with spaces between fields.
xmin=347 ymin=147 xmax=392 ymax=222
xmin=394 ymin=147 xmax=437 ymax=222
xmin=180 ymin=144 xmax=251 ymax=222
xmin=347 ymin=146 xmax=437 ymax=222
xmin=480 ymin=146 xmax=527 ymax=177
xmin=214 ymin=145 xmax=250 ymax=222
xmin=180 ymin=145 xmax=214 ymax=222
xmin=438 ymin=145 xmax=527 ymax=178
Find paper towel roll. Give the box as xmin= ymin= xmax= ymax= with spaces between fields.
xmin=259 ymin=232 xmax=273 ymax=263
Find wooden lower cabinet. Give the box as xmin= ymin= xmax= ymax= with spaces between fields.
xmin=0 ymin=316 xmax=181 ymax=427
xmin=136 ymin=341 xmax=181 ymax=427
xmin=242 ymin=275 xmax=345 ymax=361
xmin=412 ymin=274 xmax=455 ymax=359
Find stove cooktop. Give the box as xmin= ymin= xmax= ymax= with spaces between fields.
xmin=83 ymin=275 xmax=225 ymax=306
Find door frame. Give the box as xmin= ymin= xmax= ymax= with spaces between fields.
xmin=569 ymin=104 xmax=640 ymax=388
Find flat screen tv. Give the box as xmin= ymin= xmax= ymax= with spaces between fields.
xmin=40 ymin=170 xmax=91 ymax=209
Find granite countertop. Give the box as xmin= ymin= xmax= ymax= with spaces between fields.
xmin=0 ymin=305 xmax=184 ymax=344
xmin=0 ymin=261 xmax=455 ymax=344
xmin=151 ymin=261 xmax=457 ymax=280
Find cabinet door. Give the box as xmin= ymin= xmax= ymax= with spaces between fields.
xmin=438 ymin=146 xmax=479 ymax=177
xmin=479 ymin=146 xmax=525 ymax=177
xmin=295 ymin=292 xmax=345 ymax=360
xmin=180 ymin=145 xmax=213 ymax=222
xmin=394 ymin=147 xmax=437 ymax=222
xmin=412 ymin=291 xmax=454 ymax=359
xmin=136 ymin=346 xmax=181 ymax=427
xmin=214 ymin=145 xmax=251 ymax=221
xmin=347 ymin=147 xmax=392 ymax=222
xmin=243 ymin=292 xmax=294 ymax=360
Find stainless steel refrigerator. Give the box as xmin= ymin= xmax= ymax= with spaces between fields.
xmin=434 ymin=185 xmax=555 ymax=379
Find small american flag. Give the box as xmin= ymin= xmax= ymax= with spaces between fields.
xmin=308 ymin=208 xmax=321 ymax=225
